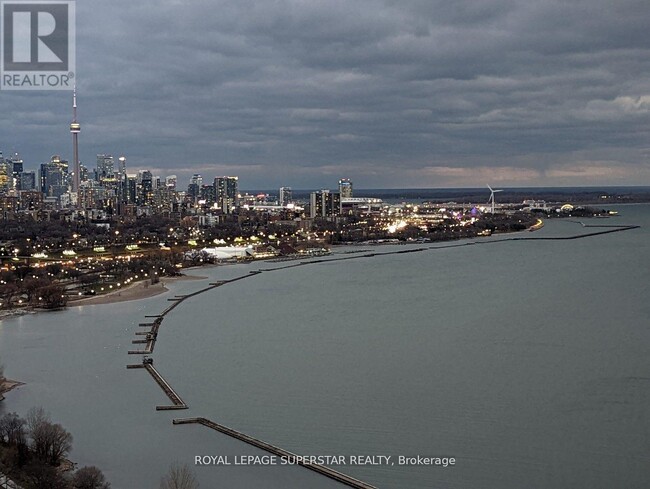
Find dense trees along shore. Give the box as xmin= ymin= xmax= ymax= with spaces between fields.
xmin=0 ymin=407 xmax=110 ymax=489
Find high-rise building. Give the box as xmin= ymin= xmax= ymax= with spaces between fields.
xmin=115 ymin=155 xmax=127 ymax=200
xmin=0 ymin=161 xmax=9 ymax=194
xmin=0 ymin=152 xmax=23 ymax=193
xmin=215 ymin=176 xmax=239 ymax=214
xmin=200 ymin=184 xmax=216 ymax=204
xmin=125 ymin=176 xmax=137 ymax=204
xmin=310 ymin=190 xmax=341 ymax=218
xmin=165 ymin=175 xmax=177 ymax=191
xmin=19 ymin=171 xmax=36 ymax=190
xmin=187 ymin=174 xmax=202 ymax=200
xmin=338 ymin=178 xmax=353 ymax=199
xmin=40 ymin=156 xmax=69 ymax=198
xmin=152 ymin=186 xmax=175 ymax=212
xmin=11 ymin=154 xmax=23 ymax=174
xmin=79 ymin=164 xmax=89 ymax=183
xmin=96 ymin=154 xmax=115 ymax=181
xmin=137 ymin=170 xmax=153 ymax=206
xmin=10 ymin=154 xmax=23 ymax=190
xmin=114 ymin=157 xmax=127 ymax=208
xmin=78 ymin=180 xmax=106 ymax=210
xmin=279 ymin=186 xmax=292 ymax=206
xmin=117 ymin=156 xmax=127 ymax=179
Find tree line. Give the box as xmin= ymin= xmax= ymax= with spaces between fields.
xmin=0 ymin=407 xmax=110 ymax=489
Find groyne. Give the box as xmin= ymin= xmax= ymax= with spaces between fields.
xmin=126 ymin=361 xmax=187 ymax=410
xmin=173 ymin=417 xmax=376 ymax=489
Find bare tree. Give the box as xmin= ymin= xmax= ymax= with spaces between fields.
xmin=26 ymin=407 xmax=73 ymax=465
xmin=160 ymin=463 xmax=199 ymax=489
xmin=71 ymin=466 xmax=111 ymax=489
xmin=25 ymin=405 xmax=48 ymax=463
xmin=26 ymin=406 xmax=48 ymax=428
xmin=0 ymin=411 xmax=29 ymax=467
xmin=0 ymin=412 xmax=26 ymax=446
xmin=46 ymin=422 xmax=73 ymax=465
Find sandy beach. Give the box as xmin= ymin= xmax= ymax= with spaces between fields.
xmin=68 ymin=274 xmax=207 ymax=307
xmin=0 ymin=273 xmax=210 ymax=320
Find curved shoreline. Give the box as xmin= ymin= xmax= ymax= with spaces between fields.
xmin=528 ymin=218 xmax=544 ymax=231
xmin=68 ymin=275 xmax=209 ymax=307
xmin=0 ymin=275 xmax=207 ymax=321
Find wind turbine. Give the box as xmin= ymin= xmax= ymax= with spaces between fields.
xmin=487 ymin=184 xmax=503 ymax=214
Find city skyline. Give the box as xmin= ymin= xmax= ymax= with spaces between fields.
xmin=2 ymin=1 xmax=650 ymax=188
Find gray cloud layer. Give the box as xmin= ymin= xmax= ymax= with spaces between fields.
xmin=2 ymin=0 xmax=650 ymax=188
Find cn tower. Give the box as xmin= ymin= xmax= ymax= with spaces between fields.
xmin=70 ymin=85 xmax=81 ymax=200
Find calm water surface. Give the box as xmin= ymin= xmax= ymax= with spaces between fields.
xmin=1 ymin=205 xmax=649 ymax=488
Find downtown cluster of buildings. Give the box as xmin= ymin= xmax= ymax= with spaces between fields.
xmin=0 ymin=149 xmax=185 ymax=216
xmin=0 ymin=91 xmax=385 ymax=226
xmin=0 ymin=146 xmax=379 ymax=225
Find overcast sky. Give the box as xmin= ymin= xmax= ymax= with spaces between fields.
xmin=2 ymin=0 xmax=650 ymax=189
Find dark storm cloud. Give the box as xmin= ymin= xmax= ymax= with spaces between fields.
xmin=2 ymin=0 xmax=650 ymax=188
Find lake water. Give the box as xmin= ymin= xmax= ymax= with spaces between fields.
xmin=1 ymin=205 xmax=649 ymax=488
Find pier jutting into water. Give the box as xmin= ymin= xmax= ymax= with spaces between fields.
xmin=173 ymin=417 xmax=377 ymax=489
